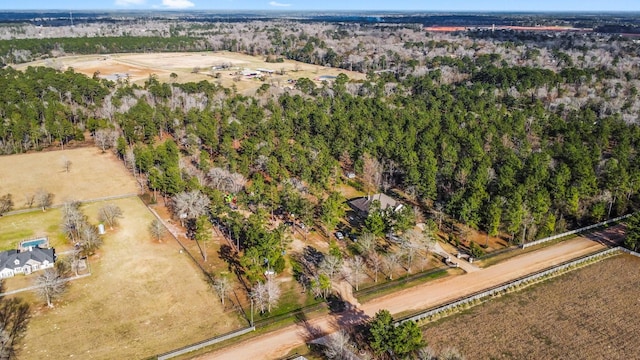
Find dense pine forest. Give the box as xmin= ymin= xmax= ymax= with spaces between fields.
xmin=2 ymin=20 xmax=640 ymax=250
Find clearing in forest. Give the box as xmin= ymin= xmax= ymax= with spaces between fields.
xmin=422 ymin=254 xmax=640 ymax=359
xmin=0 ymin=147 xmax=138 ymax=209
xmin=14 ymin=51 xmax=366 ymax=93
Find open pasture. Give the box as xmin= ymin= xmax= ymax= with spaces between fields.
xmin=0 ymin=147 xmax=138 ymax=209
xmin=422 ymin=254 xmax=640 ymax=359
xmin=16 ymin=196 xmax=243 ymax=359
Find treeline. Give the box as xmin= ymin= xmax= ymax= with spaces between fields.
xmin=114 ymin=70 xmax=640 ymax=241
xmin=0 ymin=66 xmax=108 ymax=153
xmin=2 ymin=61 xmax=640 ymax=241
xmin=0 ymin=36 xmax=204 ymax=64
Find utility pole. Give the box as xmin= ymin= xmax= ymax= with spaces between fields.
xmin=250 ymin=297 xmax=254 ymax=326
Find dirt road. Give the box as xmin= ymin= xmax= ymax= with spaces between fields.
xmin=195 ymin=236 xmax=606 ymax=360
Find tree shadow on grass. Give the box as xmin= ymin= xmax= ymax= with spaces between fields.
xmin=218 ymin=244 xmax=249 ymax=292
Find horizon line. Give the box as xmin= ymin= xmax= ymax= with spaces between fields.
xmin=2 ymin=9 xmax=640 ymax=13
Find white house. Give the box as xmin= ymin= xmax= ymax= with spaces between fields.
xmin=0 ymin=247 xmax=55 ymax=279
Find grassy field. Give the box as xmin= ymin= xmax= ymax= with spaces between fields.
xmin=13 ymin=196 xmax=242 ymax=359
xmin=0 ymin=147 xmax=138 ymax=209
xmin=422 ymin=254 xmax=640 ymax=359
xmin=14 ymin=51 xmax=366 ymax=94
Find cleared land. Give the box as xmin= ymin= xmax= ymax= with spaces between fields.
xmin=0 ymin=147 xmax=138 ymax=209
xmin=423 ymin=254 xmax=640 ymax=359
xmin=196 ymin=236 xmax=607 ymax=360
xmin=15 ymin=196 xmax=242 ymax=359
xmin=14 ymin=51 xmax=366 ymax=93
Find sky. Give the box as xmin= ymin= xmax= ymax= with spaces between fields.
xmin=2 ymin=0 xmax=640 ymax=12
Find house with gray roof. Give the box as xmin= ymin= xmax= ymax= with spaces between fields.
xmin=0 ymin=247 xmax=55 ymax=279
xmin=348 ymin=193 xmax=403 ymax=217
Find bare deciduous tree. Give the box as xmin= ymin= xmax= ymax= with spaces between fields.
xmin=311 ymin=273 xmax=332 ymax=299
xmin=357 ymin=232 xmax=376 ymax=256
xmin=251 ymin=277 xmax=281 ymax=313
xmin=35 ymin=189 xmax=54 ymax=212
xmin=362 ymin=153 xmax=383 ymax=190
xmin=61 ymin=201 xmax=102 ymax=255
xmin=61 ymin=201 xmax=85 ymax=242
xmin=171 ymin=190 xmax=210 ymax=226
xmin=383 ymin=252 xmax=401 ymax=280
xmin=34 ymin=268 xmax=66 ymax=308
xmin=207 ymin=167 xmax=227 ymax=190
xmin=401 ymin=242 xmax=420 ymax=274
xmin=226 ymin=172 xmax=247 ymax=193
xmin=0 ymin=193 xmax=13 ymax=216
xmin=348 ymin=255 xmax=365 ymax=291
xmin=323 ymin=330 xmax=354 ymax=360
xmin=319 ymin=254 xmax=342 ymax=280
xmin=367 ymin=252 xmax=383 ymax=283
xmin=148 ymin=218 xmax=166 ymax=242
xmin=80 ymin=224 xmax=102 ymax=256
xmin=94 ymin=129 xmax=118 ymax=153
xmin=98 ymin=203 xmax=123 ymax=230
xmin=213 ymin=276 xmax=232 ymax=306
xmin=23 ymin=192 xmax=35 ymax=209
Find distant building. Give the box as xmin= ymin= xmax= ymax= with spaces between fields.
xmin=241 ymin=69 xmax=261 ymax=77
xmin=0 ymin=247 xmax=55 ymax=278
xmin=348 ymin=193 xmax=403 ymax=217
xmin=256 ymin=68 xmax=275 ymax=74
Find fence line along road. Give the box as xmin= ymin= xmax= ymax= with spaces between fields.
xmin=521 ymin=213 xmax=634 ymax=249
xmin=156 ymin=326 xmax=255 ymax=360
xmin=398 ymin=247 xmax=623 ymax=325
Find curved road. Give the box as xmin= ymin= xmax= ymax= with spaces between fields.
xmin=195 ymin=236 xmax=607 ymax=360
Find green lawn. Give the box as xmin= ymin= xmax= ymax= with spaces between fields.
xmin=0 ymin=209 xmax=68 ymax=251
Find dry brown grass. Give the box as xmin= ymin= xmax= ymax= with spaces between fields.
xmin=422 ymin=254 xmax=640 ymax=360
xmin=14 ymin=51 xmax=366 ymax=94
xmin=0 ymin=147 xmax=138 ymax=209
xmin=17 ymin=196 xmax=243 ymax=359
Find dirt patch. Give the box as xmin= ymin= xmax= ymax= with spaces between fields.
xmin=17 ymin=197 xmax=242 ymax=359
xmin=422 ymin=254 xmax=640 ymax=359
xmin=0 ymin=147 xmax=138 ymax=209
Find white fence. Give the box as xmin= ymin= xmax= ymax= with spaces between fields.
xmin=398 ymin=247 xmax=622 ymax=325
xmin=157 ymin=326 xmax=255 ymax=360
xmin=618 ymin=246 xmax=640 ymax=257
xmin=521 ymin=213 xmax=634 ymax=249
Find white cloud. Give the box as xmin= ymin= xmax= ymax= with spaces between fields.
xmin=162 ymin=0 xmax=195 ymax=8
xmin=269 ymin=1 xmax=291 ymax=7
xmin=115 ymin=0 xmax=146 ymax=6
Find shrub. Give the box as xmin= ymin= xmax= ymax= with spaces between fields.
xmin=469 ymin=241 xmax=485 ymax=258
